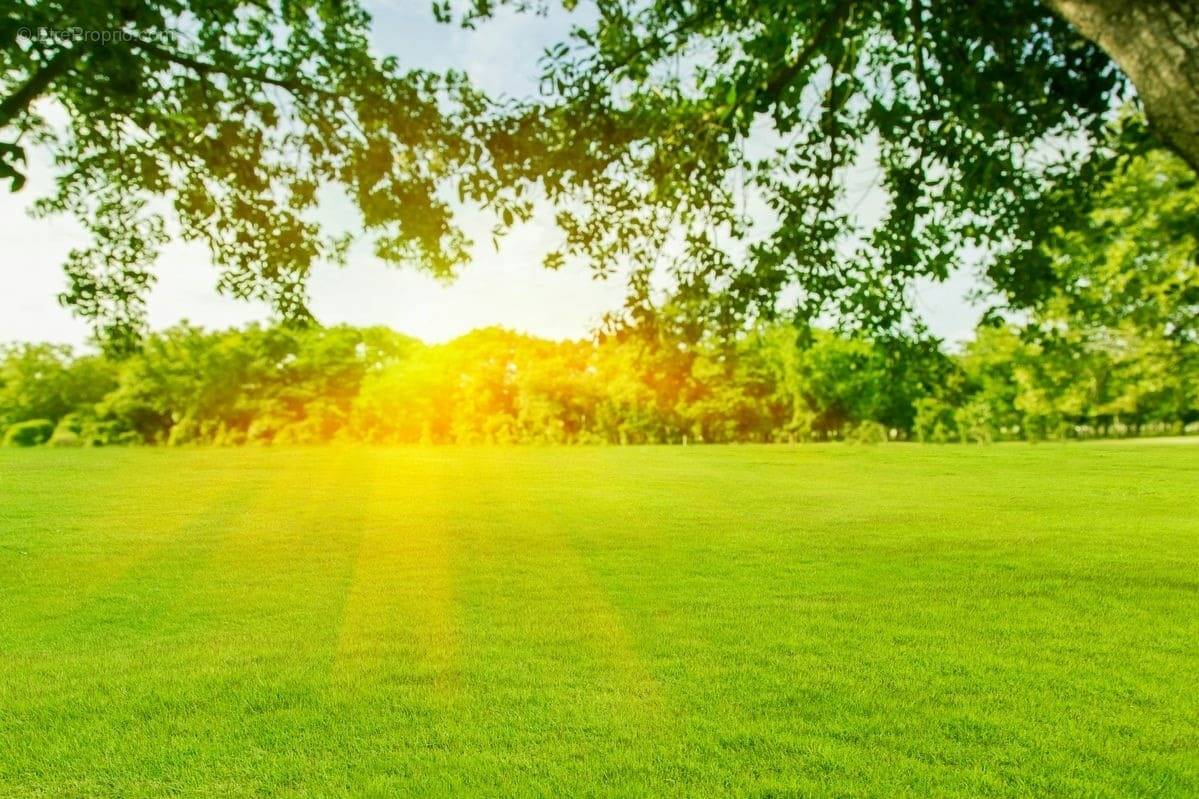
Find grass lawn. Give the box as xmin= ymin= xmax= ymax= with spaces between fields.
xmin=1 ymin=443 xmax=1196 ymax=797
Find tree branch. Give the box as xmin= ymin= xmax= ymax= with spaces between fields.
xmin=761 ymin=0 xmax=855 ymax=103
xmin=722 ymin=0 xmax=854 ymax=124
xmin=0 ymin=43 xmax=90 ymax=129
xmin=126 ymin=37 xmax=330 ymax=98
xmin=599 ymin=7 xmax=719 ymax=77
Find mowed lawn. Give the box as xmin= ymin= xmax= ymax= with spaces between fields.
xmin=1 ymin=444 xmax=1196 ymax=797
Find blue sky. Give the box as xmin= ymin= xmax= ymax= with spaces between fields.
xmin=0 ymin=2 xmax=980 ymax=348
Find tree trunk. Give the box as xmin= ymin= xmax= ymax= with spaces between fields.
xmin=1047 ymin=0 xmax=1199 ymax=172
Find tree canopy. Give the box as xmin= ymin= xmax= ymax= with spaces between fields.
xmin=456 ymin=0 xmax=1152 ymax=334
xmin=3 ymin=1 xmax=1198 ymax=348
xmin=2 ymin=0 xmax=500 ymax=349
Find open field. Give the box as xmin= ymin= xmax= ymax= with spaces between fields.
xmin=1 ymin=444 xmax=1196 ymax=797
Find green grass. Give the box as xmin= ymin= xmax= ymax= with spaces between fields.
xmin=1 ymin=444 xmax=1196 ymax=797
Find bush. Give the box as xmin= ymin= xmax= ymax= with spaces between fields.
xmin=914 ymin=397 xmax=958 ymax=443
xmin=954 ymin=398 xmax=995 ymax=444
xmin=3 ymin=419 xmax=55 ymax=447
xmin=112 ymin=430 xmax=143 ymax=446
xmin=48 ymin=429 xmax=83 ymax=447
xmin=847 ymin=421 xmax=889 ymax=444
xmin=86 ymin=420 xmax=137 ymax=446
xmin=48 ymin=413 xmax=89 ymax=447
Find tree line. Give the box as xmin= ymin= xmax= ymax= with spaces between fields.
xmin=2 ymin=315 xmax=1194 ymax=447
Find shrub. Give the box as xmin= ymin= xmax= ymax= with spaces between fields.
xmin=847 ymin=421 xmax=889 ymax=445
xmin=914 ymin=397 xmax=958 ymax=443
xmin=3 ymin=419 xmax=55 ymax=447
xmin=112 ymin=431 xmax=143 ymax=446
xmin=49 ymin=413 xmax=94 ymax=447
xmin=48 ymin=429 xmax=83 ymax=447
xmin=85 ymin=420 xmax=136 ymax=446
xmin=954 ymin=398 xmax=995 ymax=444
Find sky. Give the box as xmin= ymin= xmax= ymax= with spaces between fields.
xmin=0 ymin=2 xmax=981 ymax=349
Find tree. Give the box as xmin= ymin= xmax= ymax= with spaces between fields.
xmin=7 ymin=3 xmax=1197 ymax=350
xmin=919 ymin=144 xmax=1199 ymax=442
xmin=1045 ymin=1 xmax=1199 ymax=172
xmin=0 ymin=343 xmax=115 ymax=430
xmin=454 ymin=0 xmax=1193 ymax=334
xmin=1039 ymin=145 xmax=1199 ymax=347
xmin=1028 ymin=142 xmax=1199 ymax=433
xmin=1 ymin=1 xmax=497 ymax=350
xmin=92 ymin=322 xmax=417 ymax=444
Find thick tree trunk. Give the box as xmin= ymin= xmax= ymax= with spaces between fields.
xmin=1047 ymin=0 xmax=1199 ymax=172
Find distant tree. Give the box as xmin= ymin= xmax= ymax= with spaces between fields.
xmin=1038 ymin=146 xmax=1199 ymax=347
xmin=794 ymin=332 xmax=890 ymax=439
xmin=1028 ymin=143 xmax=1199 ymax=432
xmin=937 ymin=143 xmax=1199 ymax=440
xmin=513 ymin=339 xmax=602 ymax=443
xmin=957 ymin=325 xmax=1026 ymax=439
xmin=0 ymin=343 xmax=115 ymax=431
xmin=682 ymin=337 xmax=787 ymax=443
xmin=93 ymin=322 xmax=417 ymax=444
xmin=913 ymin=396 xmax=958 ymax=443
xmin=589 ymin=335 xmax=676 ymax=444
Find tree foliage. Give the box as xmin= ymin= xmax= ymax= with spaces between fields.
xmin=924 ymin=147 xmax=1199 ymax=440
xmin=1 ymin=308 xmax=1193 ymax=448
xmin=450 ymin=0 xmax=1133 ymax=334
xmin=1 ymin=0 xmax=499 ymax=350
xmin=4 ymin=1 xmax=1198 ymax=353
